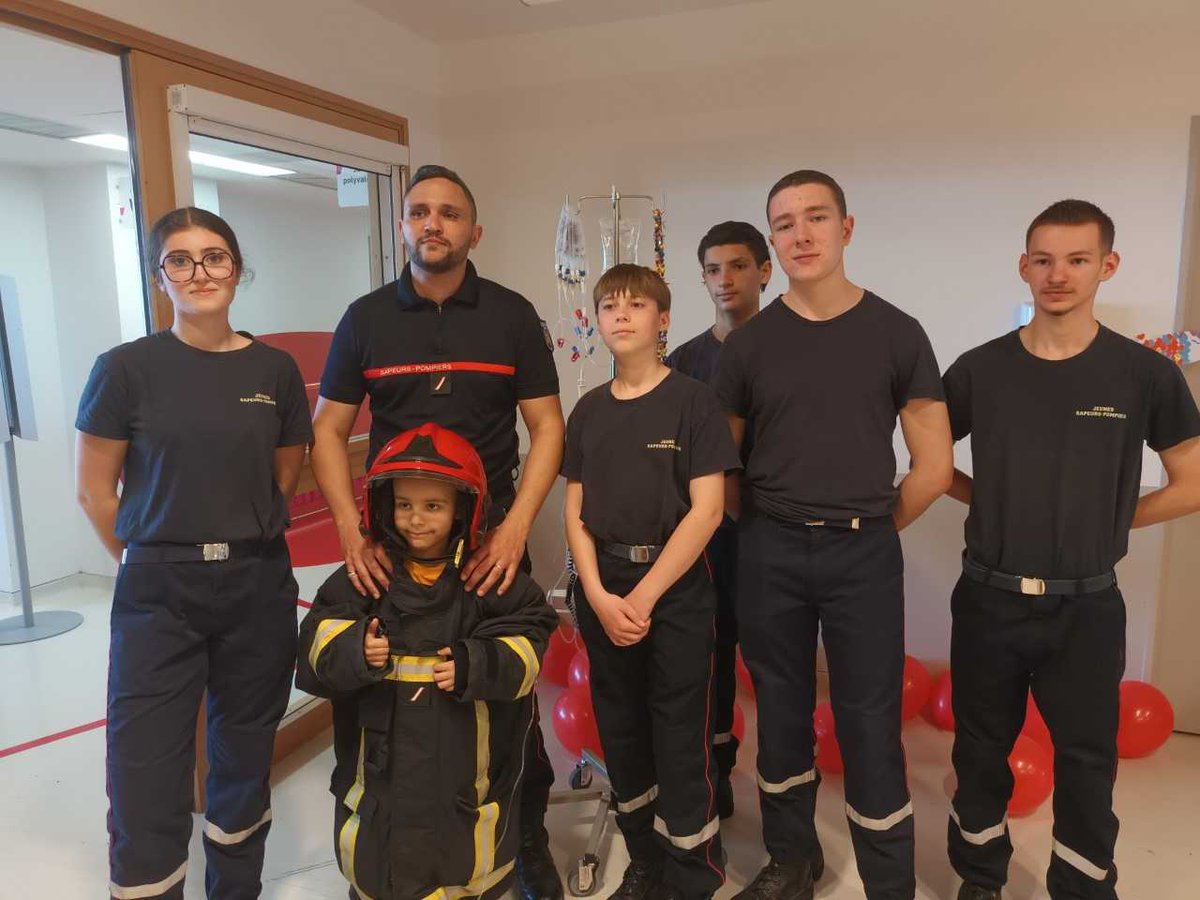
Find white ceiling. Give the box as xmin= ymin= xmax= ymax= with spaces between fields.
xmin=350 ymin=0 xmax=763 ymax=43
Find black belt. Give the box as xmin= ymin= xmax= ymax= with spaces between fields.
xmin=800 ymin=515 xmax=892 ymax=530
xmin=962 ymin=554 xmax=1115 ymax=596
xmin=598 ymin=540 xmax=664 ymax=564
xmin=122 ymin=539 xmax=276 ymax=565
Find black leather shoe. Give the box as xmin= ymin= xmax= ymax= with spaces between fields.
xmin=715 ymin=776 xmax=735 ymax=820
xmin=608 ymin=860 xmax=663 ymax=900
xmin=516 ymin=827 xmax=564 ymax=900
xmin=652 ymin=885 xmax=710 ymax=900
xmin=732 ymin=852 xmax=824 ymax=900
xmin=957 ymin=884 xmax=1001 ymax=900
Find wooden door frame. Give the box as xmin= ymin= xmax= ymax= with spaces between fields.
xmin=1 ymin=0 xmax=406 ymax=772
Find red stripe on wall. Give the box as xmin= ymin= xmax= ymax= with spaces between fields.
xmin=363 ymin=361 xmax=517 ymax=379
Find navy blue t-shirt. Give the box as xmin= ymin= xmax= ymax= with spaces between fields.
xmin=76 ymin=331 xmax=313 ymax=543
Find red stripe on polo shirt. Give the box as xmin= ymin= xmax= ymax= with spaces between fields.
xmin=363 ymin=361 xmax=517 ymax=379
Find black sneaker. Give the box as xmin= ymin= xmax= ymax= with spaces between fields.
xmin=732 ymin=854 xmax=823 ymax=900
xmin=716 ymin=776 xmax=735 ymax=820
xmin=608 ymin=860 xmax=663 ymax=900
xmin=957 ymin=884 xmax=1001 ymax=900
xmin=516 ymin=827 xmax=564 ymax=900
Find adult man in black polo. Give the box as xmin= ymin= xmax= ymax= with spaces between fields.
xmin=715 ymin=170 xmax=953 ymax=900
xmin=312 ymin=165 xmax=566 ymax=900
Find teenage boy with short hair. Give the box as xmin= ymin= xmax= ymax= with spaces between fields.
xmin=666 ymin=221 xmax=772 ymax=816
xmin=563 ymin=264 xmax=740 ymax=900
xmin=716 ymin=170 xmax=953 ymax=900
xmin=944 ymin=199 xmax=1200 ymax=900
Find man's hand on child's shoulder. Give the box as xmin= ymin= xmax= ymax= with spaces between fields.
xmin=363 ymin=617 xmax=390 ymax=669
xmin=434 ymin=646 xmax=456 ymax=691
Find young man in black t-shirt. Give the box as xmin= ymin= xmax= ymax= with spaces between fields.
xmin=312 ymin=166 xmax=566 ymax=900
xmin=715 ymin=171 xmax=953 ymax=900
xmin=563 ymin=265 xmax=740 ymax=900
xmin=665 ymin=221 xmax=772 ymax=818
xmin=943 ymin=201 xmax=1200 ymax=900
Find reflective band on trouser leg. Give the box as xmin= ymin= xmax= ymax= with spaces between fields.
xmin=471 ymin=802 xmax=500 ymax=883
xmin=615 ymin=784 xmax=659 ymax=813
xmin=337 ymin=732 xmax=373 ymax=900
xmin=846 ymin=800 xmax=914 ymax=831
xmin=1053 ymin=840 xmax=1110 ymax=881
xmin=421 ymin=859 xmax=517 ymax=900
xmin=109 ymin=861 xmax=188 ymax=899
xmin=757 ymin=768 xmax=817 ymax=794
xmin=204 ymin=808 xmax=272 ymax=845
xmin=653 ymin=815 xmax=722 ymax=851
xmin=713 ymin=732 xmax=734 ymax=745
xmin=950 ymin=808 xmax=1008 ymax=846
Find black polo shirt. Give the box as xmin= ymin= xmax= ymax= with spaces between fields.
xmin=944 ymin=326 xmax=1200 ymax=578
xmin=714 ymin=292 xmax=944 ymax=522
xmin=320 ymin=261 xmax=559 ymax=510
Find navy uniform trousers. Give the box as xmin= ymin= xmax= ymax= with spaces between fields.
xmin=106 ymin=538 xmax=298 ymax=899
xmin=706 ymin=517 xmax=741 ymax=785
xmin=737 ymin=511 xmax=915 ymax=900
xmin=574 ymin=555 xmax=725 ymax=900
xmin=949 ymin=575 xmax=1124 ymax=899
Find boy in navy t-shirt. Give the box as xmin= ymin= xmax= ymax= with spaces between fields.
xmin=563 ymin=265 xmax=740 ymax=900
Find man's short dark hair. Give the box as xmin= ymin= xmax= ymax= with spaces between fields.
xmin=1026 ymin=199 xmax=1115 ymax=254
xmin=766 ymin=169 xmax=847 ymax=220
xmin=593 ymin=264 xmax=671 ymax=314
xmin=697 ymin=221 xmax=770 ymax=268
xmin=406 ymin=164 xmax=477 ymax=222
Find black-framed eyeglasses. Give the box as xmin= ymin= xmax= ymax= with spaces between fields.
xmin=159 ymin=251 xmax=235 ymax=283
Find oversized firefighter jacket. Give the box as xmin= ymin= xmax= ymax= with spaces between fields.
xmin=297 ymin=560 xmax=558 ymax=900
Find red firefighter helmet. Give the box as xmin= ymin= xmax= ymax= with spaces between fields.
xmin=363 ymin=423 xmax=489 ymax=562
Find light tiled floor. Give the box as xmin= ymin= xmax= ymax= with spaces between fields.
xmin=2 ymin=576 xmax=1198 ymax=899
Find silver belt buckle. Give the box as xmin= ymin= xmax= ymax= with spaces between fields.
xmin=630 ymin=545 xmax=651 ymax=563
xmin=201 ymin=542 xmax=230 ymax=562
xmin=1019 ymin=576 xmax=1046 ymax=596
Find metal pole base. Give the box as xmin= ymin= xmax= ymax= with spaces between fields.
xmin=0 ymin=610 xmax=84 ymax=645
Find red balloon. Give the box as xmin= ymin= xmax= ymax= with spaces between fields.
xmin=925 ymin=671 xmax=955 ymax=732
xmin=541 ymin=625 xmax=578 ymax=687
xmin=1007 ymin=734 xmax=1053 ymax=817
xmin=735 ymin=649 xmax=755 ymax=700
xmin=813 ymin=701 xmax=844 ymax=774
xmin=731 ymin=701 xmax=746 ymax=744
xmin=1022 ymin=694 xmax=1053 ymax=751
xmin=901 ymin=656 xmax=932 ymax=722
xmin=1117 ymin=681 xmax=1175 ymax=758
xmin=552 ymin=687 xmax=603 ymax=758
xmin=567 ymin=649 xmax=591 ymax=692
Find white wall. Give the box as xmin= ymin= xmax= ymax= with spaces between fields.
xmin=436 ymin=0 xmax=1200 ymax=676
xmin=215 ymin=177 xmax=372 ymax=336
xmin=73 ymin=0 xmax=443 ymax=161
xmin=0 ymin=166 xmax=80 ymax=590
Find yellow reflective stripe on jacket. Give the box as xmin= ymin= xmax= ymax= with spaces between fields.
xmin=337 ymin=731 xmax=373 ymax=899
xmin=496 ymin=635 xmax=540 ymax=697
xmin=308 ymin=618 xmax=356 ymax=670
xmin=385 ymin=654 xmax=441 ymax=683
xmin=473 ymin=700 xmax=490 ymax=804
xmin=470 ymin=801 xmax=500 ymax=883
xmin=421 ymin=858 xmax=516 ymax=900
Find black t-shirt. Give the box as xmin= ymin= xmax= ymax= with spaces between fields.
xmin=714 ymin=292 xmax=944 ymax=522
xmin=76 ymin=331 xmax=313 ymax=543
xmin=944 ymin=326 xmax=1200 ymax=578
xmin=320 ymin=261 xmax=559 ymax=510
xmin=666 ymin=328 xmax=722 ymax=386
xmin=561 ymin=370 xmax=741 ymax=545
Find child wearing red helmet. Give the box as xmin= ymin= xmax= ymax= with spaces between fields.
xmin=297 ymin=423 xmax=558 ymax=900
